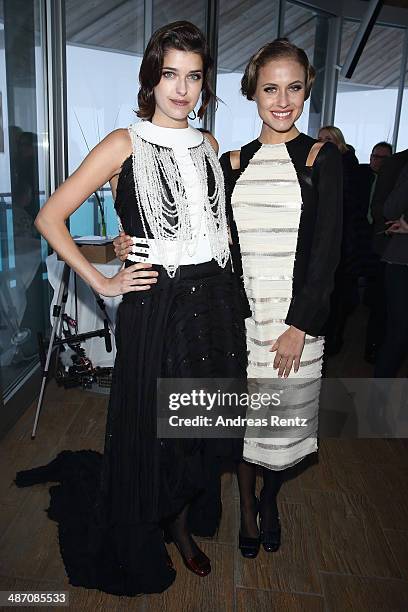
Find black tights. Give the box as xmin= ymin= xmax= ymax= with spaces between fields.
xmin=167 ymin=503 xmax=201 ymax=560
xmin=168 ymin=459 xmax=285 ymax=549
xmin=237 ymin=459 xmax=284 ymax=537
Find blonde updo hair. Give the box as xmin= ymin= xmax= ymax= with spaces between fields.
xmin=319 ymin=125 xmax=348 ymax=154
xmin=241 ymin=38 xmax=316 ymax=101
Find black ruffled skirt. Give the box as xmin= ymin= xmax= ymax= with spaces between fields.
xmin=15 ymin=259 xmax=247 ymax=596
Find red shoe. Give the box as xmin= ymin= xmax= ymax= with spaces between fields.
xmin=177 ymin=545 xmax=211 ymax=577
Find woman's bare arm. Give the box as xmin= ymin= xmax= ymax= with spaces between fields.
xmin=36 ymin=129 xmax=158 ymax=296
xmin=203 ymin=131 xmax=219 ymax=155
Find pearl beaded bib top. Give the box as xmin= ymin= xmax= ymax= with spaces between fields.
xmin=121 ymin=121 xmax=229 ymax=277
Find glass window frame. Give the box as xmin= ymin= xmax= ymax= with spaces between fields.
xmin=334 ymin=16 xmax=407 ymax=161
xmin=0 ymin=0 xmax=52 ymax=426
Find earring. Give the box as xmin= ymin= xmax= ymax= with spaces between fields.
xmin=188 ymin=109 xmax=197 ymax=120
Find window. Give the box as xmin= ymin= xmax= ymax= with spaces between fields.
xmin=396 ymin=67 xmax=408 ymax=152
xmin=65 ymin=0 xmax=145 ymax=237
xmin=215 ymin=0 xmax=330 ymax=153
xmin=335 ymin=21 xmax=405 ymax=162
xmin=283 ymin=2 xmax=330 ymax=137
xmin=215 ymin=0 xmax=278 ymax=153
xmin=0 ymin=0 xmax=50 ymax=397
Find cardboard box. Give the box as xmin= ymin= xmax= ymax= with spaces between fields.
xmin=57 ymin=241 xmax=118 ymax=264
xmin=78 ymin=242 xmax=117 ymax=264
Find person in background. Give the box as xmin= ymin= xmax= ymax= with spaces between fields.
xmin=318 ymin=125 xmax=360 ymax=355
xmin=358 ymin=142 xmax=393 ymax=363
xmin=359 ymin=142 xmax=393 ymax=225
xmin=373 ymin=154 xmax=408 ymax=377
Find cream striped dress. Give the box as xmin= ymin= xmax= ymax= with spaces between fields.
xmin=231 ymin=142 xmax=324 ymax=471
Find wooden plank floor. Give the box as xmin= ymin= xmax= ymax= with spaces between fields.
xmin=1 ymin=383 xmax=407 ymax=611
xmin=1 ymin=304 xmax=408 ymax=611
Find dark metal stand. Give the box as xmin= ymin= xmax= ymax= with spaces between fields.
xmin=32 ymin=262 xmax=113 ymax=438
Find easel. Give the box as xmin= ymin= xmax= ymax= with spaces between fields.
xmin=32 ymin=254 xmax=115 ymax=439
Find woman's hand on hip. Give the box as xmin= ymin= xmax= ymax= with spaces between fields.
xmin=270 ymin=326 xmax=306 ymax=378
xmin=113 ymin=231 xmax=133 ymax=261
xmin=98 ymin=263 xmax=158 ymax=297
xmin=385 ymin=216 xmax=408 ymax=234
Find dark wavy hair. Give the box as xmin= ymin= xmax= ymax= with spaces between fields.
xmin=137 ymin=20 xmax=215 ymax=121
xmin=241 ymin=38 xmax=316 ymax=101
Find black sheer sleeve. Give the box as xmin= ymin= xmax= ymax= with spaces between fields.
xmin=220 ymin=151 xmax=243 ymax=278
xmin=219 ymin=151 xmax=251 ymax=319
xmin=285 ymin=142 xmax=343 ymax=336
xmin=219 ymin=153 xmax=233 ymax=220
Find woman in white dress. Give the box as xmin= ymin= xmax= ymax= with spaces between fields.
xmin=220 ymin=39 xmax=342 ymax=557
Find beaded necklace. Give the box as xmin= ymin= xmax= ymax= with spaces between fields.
xmin=128 ymin=123 xmax=229 ymax=278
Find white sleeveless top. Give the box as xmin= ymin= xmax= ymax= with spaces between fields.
xmin=124 ymin=121 xmax=213 ymax=266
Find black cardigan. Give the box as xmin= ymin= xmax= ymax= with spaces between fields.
xmin=220 ymin=133 xmax=343 ymax=337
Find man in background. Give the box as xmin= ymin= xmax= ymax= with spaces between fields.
xmin=369 ymin=146 xmax=408 ymax=370
xmin=358 ymin=142 xmax=393 ymax=362
xmin=374 ymin=158 xmax=408 ymax=377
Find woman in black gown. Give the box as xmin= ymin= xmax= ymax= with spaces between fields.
xmin=15 ymin=21 xmax=247 ymax=596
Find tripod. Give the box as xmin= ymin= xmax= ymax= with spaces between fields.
xmin=32 ymin=262 xmax=113 ymax=438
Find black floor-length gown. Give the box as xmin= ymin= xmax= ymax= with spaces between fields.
xmin=15 ymin=138 xmax=247 ymax=596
